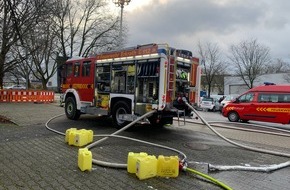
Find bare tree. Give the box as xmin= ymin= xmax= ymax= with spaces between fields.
xmin=197 ymin=41 xmax=227 ymax=97
xmin=23 ymin=19 xmax=59 ymax=89
xmin=1 ymin=0 xmax=122 ymax=89
xmin=0 ymin=0 xmax=48 ymax=88
xmin=283 ymin=73 xmax=290 ymax=83
xmin=53 ymin=0 xmax=120 ymax=59
xmin=0 ymin=0 xmax=20 ymax=88
xmin=264 ymin=58 xmax=290 ymax=74
xmin=8 ymin=44 xmax=32 ymax=88
xmin=228 ymin=39 xmax=271 ymax=89
xmin=5 ymin=0 xmax=60 ymax=90
xmin=213 ymin=75 xmax=225 ymax=94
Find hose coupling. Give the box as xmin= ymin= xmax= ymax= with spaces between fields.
xmin=179 ymin=160 xmax=188 ymax=171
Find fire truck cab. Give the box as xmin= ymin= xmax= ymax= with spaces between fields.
xmin=60 ymin=43 xmax=200 ymax=128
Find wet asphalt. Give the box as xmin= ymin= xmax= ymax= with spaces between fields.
xmin=0 ymin=102 xmax=290 ymax=190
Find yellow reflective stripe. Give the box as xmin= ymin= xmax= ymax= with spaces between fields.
xmin=226 ymin=106 xmax=290 ymax=113
xmin=256 ymin=107 xmax=290 ymax=113
xmin=62 ymin=84 xmax=93 ymax=89
xmin=62 ymin=84 xmax=70 ymax=88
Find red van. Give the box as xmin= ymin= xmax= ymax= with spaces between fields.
xmin=222 ymin=84 xmax=290 ymax=124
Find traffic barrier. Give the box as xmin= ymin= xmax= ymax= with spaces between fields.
xmin=27 ymin=91 xmax=39 ymax=102
xmin=0 ymin=90 xmax=10 ymax=102
xmin=0 ymin=90 xmax=55 ymax=103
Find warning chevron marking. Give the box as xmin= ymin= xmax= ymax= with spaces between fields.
xmin=226 ymin=107 xmax=234 ymax=111
xmin=256 ymin=107 xmax=267 ymax=112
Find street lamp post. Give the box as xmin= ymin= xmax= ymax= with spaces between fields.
xmin=112 ymin=0 xmax=131 ymax=49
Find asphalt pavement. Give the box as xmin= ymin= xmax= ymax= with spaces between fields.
xmin=1 ymin=101 xmax=290 ymax=190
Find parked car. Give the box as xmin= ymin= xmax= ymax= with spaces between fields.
xmin=5 ymin=85 xmax=26 ymax=90
xmin=200 ymin=97 xmax=220 ymax=111
xmin=219 ymin=94 xmax=239 ymax=110
xmin=211 ymin=94 xmax=224 ymax=100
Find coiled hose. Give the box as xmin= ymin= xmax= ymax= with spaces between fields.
xmin=45 ymin=111 xmax=232 ymax=190
xmin=182 ymin=97 xmax=290 ymax=158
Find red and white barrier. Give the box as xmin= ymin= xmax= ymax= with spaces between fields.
xmin=0 ymin=90 xmax=55 ymax=103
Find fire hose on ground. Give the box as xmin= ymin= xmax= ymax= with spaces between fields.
xmin=45 ymin=100 xmax=290 ymax=190
xmin=45 ymin=111 xmax=233 ymax=190
xmin=182 ymin=97 xmax=290 ymax=172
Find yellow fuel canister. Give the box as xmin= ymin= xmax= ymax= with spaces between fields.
xmin=65 ymin=128 xmax=77 ymax=144
xmin=157 ymin=155 xmax=179 ymax=177
xmin=73 ymin=130 xmax=86 ymax=147
xmin=78 ymin=148 xmax=92 ymax=171
xmin=87 ymin=129 xmax=93 ymax=143
xmin=77 ymin=129 xmax=93 ymax=145
xmin=68 ymin=129 xmax=78 ymax=145
xmin=136 ymin=155 xmax=157 ymax=180
xmin=65 ymin=128 xmax=94 ymax=147
xmin=74 ymin=129 xmax=90 ymax=147
xmin=127 ymin=152 xmax=148 ymax=173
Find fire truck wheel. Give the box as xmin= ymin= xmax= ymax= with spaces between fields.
xmin=112 ymin=101 xmax=130 ymax=129
xmin=65 ymin=97 xmax=81 ymax=120
xmin=228 ymin=111 xmax=239 ymax=122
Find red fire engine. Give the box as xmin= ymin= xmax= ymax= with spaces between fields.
xmin=60 ymin=43 xmax=200 ymax=128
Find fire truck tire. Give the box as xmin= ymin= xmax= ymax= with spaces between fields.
xmin=228 ymin=111 xmax=239 ymax=122
xmin=65 ymin=97 xmax=81 ymax=120
xmin=112 ymin=101 xmax=130 ymax=129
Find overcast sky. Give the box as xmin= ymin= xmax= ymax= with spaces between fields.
xmin=112 ymin=0 xmax=290 ymax=61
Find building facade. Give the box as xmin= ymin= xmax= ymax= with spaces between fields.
xmin=224 ymin=73 xmax=290 ymax=95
